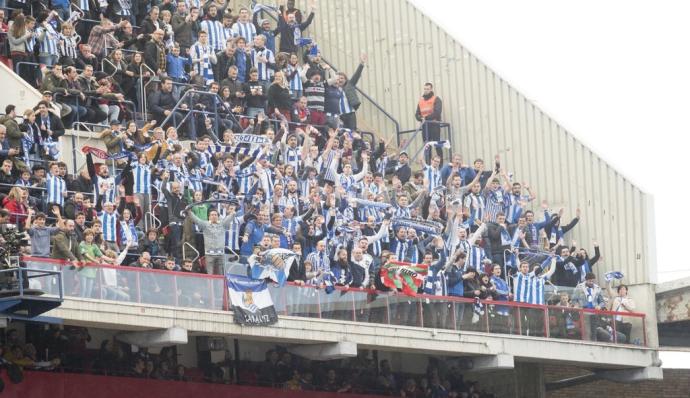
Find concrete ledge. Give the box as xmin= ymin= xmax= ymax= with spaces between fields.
xmin=116 ymin=327 xmax=188 ymax=348
xmin=288 ymin=342 xmax=358 ymax=360
xmin=46 ymin=298 xmax=658 ymax=368
xmin=597 ymin=366 xmax=664 ymax=382
xmin=470 ymin=354 xmax=515 ymax=371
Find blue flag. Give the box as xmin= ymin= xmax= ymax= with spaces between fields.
xmin=226 ymin=275 xmax=278 ymax=326
xmin=249 ymin=248 xmax=298 ymax=287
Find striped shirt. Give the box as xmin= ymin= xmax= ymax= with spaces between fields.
xmin=256 ymin=168 xmax=275 ymax=199
xmin=133 ymin=163 xmax=151 ymax=194
xmin=283 ymin=146 xmax=301 ymax=171
xmin=286 ymin=64 xmax=303 ymax=94
xmin=505 ymin=193 xmax=530 ymax=223
xmin=116 ymin=0 xmax=132 ymax=16
xmin=58 ymin=34 xmax=79 ymax=59
xmin=46 ymin=173 xmax=66 ymax=205
xmin=306 ymin=250 xmax=330 ymax=273
xmin=338 ymin=88 xmax=353 ymax=114
xmin=231 ymin=21 xmax=256 ymax=44
xmin=424 ymin=165 xmax=442 ymax=191
xmin=513 ymin=272 xmax=532 ymax=303
xmin=320 ymin=150 xmax=338 ymax=182
xmin=464 ymin=193 xmax=485 ymax=223
xmin=484 ymin=188 xmax=506 ymax=223
xmin=279 ymin=194 xmax=301 ymax=215
xmin=191 ymin=42 xmax=215 ymax=82
xmin=235 ymin=165 xmax=255 ymax=195
xmin=529 ymin=274 xmax=546 ymax=305
xmin=250 ymin=47 xmax=275 ymax=81
xmin=38 ymin=25 xmax=60 ymax=56
xmin=390 ymin=238 xmax=409 ymax=262
xmin=465 ymin=245 xmax=486 ymax=270
xmin=200 ymin=20 xmax=232 ymax=52
xmin=225 ymin=215 xmax=244 ymax=251
xmin=96 ymin=175 xmax=116 ymax=204
xmin=100 ymin=211 xmax=118 ymax=242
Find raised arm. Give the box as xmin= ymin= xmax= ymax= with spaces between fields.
xmin=541 ymin=257 xmax=558 ymax=280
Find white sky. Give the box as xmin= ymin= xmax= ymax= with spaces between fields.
xmin=410 ymin=0 xmax=690 ymax=283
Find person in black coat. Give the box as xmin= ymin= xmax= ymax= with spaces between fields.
xmin=276 ymin=5 xmax=315 ymax=54
xmin=384 ymin=151 xmax=411 ymax=184
xmin=552 ymin=246 xmax=583 ymax=288
xmin=148 ymin=77 xmax=186 ymax=131
xmin=35 ymin=101 xmax=65 ymax=139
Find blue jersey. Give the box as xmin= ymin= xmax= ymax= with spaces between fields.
xmin=46 ymin=173 xmax=66 ymax=205
xmin=133 ymin=163 xmax=151 ymax=194
xmin=231 ymin=21 xmax=256 ymax=44
xmin=38 ymin=24 xmax=59 ymax=56
xmin=100 ymin=211 xmax=118 ymax=242
xmin=424 ymin=165 xmax=442 ymax=191
xmin=200 ymin=20 xmax=233 ymax=52
xmin=513 ymin=272 xmax=532 ymax=304
xmin=191 ymin=42 xmax=215 ymax=82
xmin=250 ymin=47 xmax=275 ymax=81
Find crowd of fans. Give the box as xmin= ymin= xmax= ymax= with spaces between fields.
xmin=1 ymin=324 xmax=498 ymax=397
xmin=0 ymin=0 xmax=638 ymax=343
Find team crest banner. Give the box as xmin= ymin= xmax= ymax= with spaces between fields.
xmin=227 ymin=275 xmax=278 ymax=326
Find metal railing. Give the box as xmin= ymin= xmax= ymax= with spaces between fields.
xmin=398 ymin=121 xmax=453 ymax=164
xmin=0 ymin=265 xmax=63 ymax=301
xmin=23 ymin=256 xmax=647 ymax=346
xmin=158 ymin=89 xmax=240 ymax=142
xmin=321 ymin=56 xmax=402 ymax=138
xmin=253 ymin=7 xmax=402 ymax=139
xmin=25 ymin=257 xmax=227 ymax=311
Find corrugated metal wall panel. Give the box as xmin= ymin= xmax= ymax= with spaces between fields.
xmin=227 ymin=0 xmax=651 ymax=284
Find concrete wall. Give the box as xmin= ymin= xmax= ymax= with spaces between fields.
xmin=46 ymin=298 xmax=659 ymax=370
xmin=221 ymin=0 xmax=657 ymax=287
xmin=306 ymin=0 xmax=656 ymax=287
xmin=544 ymin=365 xmax=690 ymax=398
xmin=0 ymin=61 xmax=42 ymax=112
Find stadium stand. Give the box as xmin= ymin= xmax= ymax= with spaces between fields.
xmin=0 ymin=1 xmax=661 ymax=396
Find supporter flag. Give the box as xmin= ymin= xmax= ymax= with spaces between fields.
xmin=250 ymin=248 xmax=298 ymax=287
xmin=605 ymin=271 xmax=625 ymax=282
xmin=227 ymin=275 xmax=278 ymax=326
xmin=379 ymin=261 xmax=429 ymax=297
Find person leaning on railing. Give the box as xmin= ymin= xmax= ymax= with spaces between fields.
xmin=51 ymin=219 xmax=84 ymax=268
xmin=607 ymin=282 xmax=636 ymax=344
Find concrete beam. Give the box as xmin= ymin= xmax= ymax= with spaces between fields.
xmin=469 ymin=354 xmax=514 ymax=371
xmin=288 ymin=342 xmax=358 ymax=361
xmin=597 ymin=366 xmax=664 ymax=382
xmin=46 ymin=298 xmax=659 ymax=369
xmin=116 ymin=327 xmax=188 ymax=348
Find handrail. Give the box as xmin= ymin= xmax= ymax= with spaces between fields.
xmin=101 ymin=58 xmax=118 ymax=78
xmin=398 ymin=121 xmax=453 ymax=163
xmin=159 ymin=89 xmax=240 ymax=142
xmin=23 ymin=256 xmax=645 ymax=318
xmin=254 ymin=7 xmax=401 ymax=138
xmin=320 ymin=56 xmax=402 ymax=137
xmin=22 ymin=256 xmax=646 ymax=345
xmin=16 ymin=61 xmax=85 ymax=74
xmin=23 ymin=256 xmax=224 ymax=280
xmin=139 ymin=63 xmax=157 ymax=117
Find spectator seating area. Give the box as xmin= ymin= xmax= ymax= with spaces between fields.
xmin=1 ymin=323 xmax=500 ymax=397
xmin=0 ymin=0 xmax=643 ymax=351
